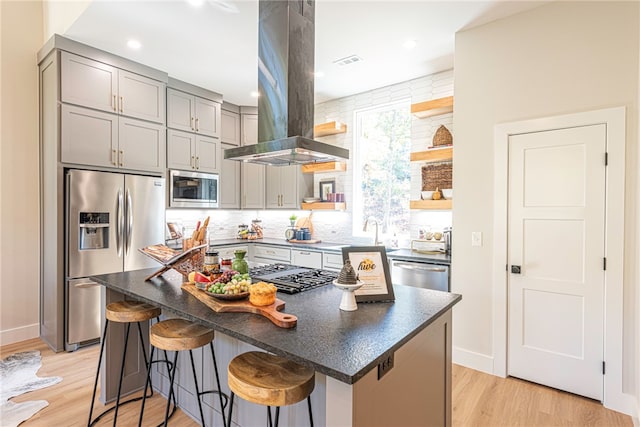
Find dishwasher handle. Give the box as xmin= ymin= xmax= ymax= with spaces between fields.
xmin=392 ymin=261 xmax=447 ymax=273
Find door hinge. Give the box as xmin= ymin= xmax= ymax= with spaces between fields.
xmin=603 ymin=257 xmax=607 ymax=271
xmin=605 ymin=152 xmax=608 ymax=166
xmin=602 ymin=361 xmax=606 ymax=375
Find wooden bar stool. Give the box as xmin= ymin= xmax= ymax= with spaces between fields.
xmin=138 ymin=318 xmax=227 ymax=427
xmin=226 ymin=352 xmax=315 ymax=427
xmin=88 ymin=300 xmax=164 ymax=426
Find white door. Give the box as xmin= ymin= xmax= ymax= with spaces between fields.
xmin=508 ymin=124 xmax=606 ymax=400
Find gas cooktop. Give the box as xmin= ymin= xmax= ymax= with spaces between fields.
xmin=249 ymin=263 xmax=337 ymax=294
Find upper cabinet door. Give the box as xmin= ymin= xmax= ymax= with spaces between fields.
xmin=118 ymin=70 xmax=166 ymax=124
xmin=118 ymin=117 xmax=166 ymax=173
xmin=167 ymin=129 xmax=196 ymax=171
xmin=221 ymin=110 xmax=240 ymax=146
xmin=194 ymin=135 xmax=219 ymax=173
xmin=194 ymin=97 xmax=220 ymax=138
xmin=241 ymin=114 xmax=258 ymax=145
xmin=61 ymin=51 xmax=117 ymax=114
xmin=61 ymin=104 xmax=117 ymax=168
xmin=167 ymin=88 xmax=195 ymax=132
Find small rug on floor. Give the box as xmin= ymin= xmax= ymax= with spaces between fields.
xmin=0 ymin=350 xmax=62 ymax=427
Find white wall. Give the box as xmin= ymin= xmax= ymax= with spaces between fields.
xmin=42 ymin=0 xmax=90 ymax=41
xmin=0 ymin=0 xmax=44 ymax=345
xmin=453 ymin=0 xmax=638 ymax=414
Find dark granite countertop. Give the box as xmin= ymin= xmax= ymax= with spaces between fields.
xmin=91 ymin=268 xmax=461 ymax=384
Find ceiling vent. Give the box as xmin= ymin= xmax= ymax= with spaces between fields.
xmin=334 ymin=55 xmax=364 ymax=66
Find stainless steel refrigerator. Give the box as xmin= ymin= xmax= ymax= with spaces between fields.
xmin=65 ymin=169 xmax=165 ymax=351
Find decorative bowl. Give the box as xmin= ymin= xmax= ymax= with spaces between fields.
xmin=204 ymin=290 xmax=249 ymax=301
xmin=442 ymin=189 xmax=453 ymax=199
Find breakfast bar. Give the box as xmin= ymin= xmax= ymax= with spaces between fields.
xmin=91 ymin=268 xmax=461 ymax=426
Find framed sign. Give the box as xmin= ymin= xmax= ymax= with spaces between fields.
xmin=341 ymin=246 xmax=395 ymax=303
xmin=319 ymin=180 xmax=335 ymax=201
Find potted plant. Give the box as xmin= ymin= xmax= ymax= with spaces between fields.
xmin=289 ymin=214 xmax=297 ymax=227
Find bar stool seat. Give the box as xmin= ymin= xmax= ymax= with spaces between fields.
xmin=227 ymin=352 xmax=315 ymax=427
xmin=88 ymin=300 xmax=162 ymax=426
xmin=139 ymin=318 xmax=227 ymax=427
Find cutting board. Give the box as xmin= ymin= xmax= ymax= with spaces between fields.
xmin=181 ymin=282 xmax=297 ymax=328
xmin=288 ymin=239 xmax=322 ymax=244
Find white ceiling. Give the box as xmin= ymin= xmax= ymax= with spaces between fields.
xmin=64 ymin=0 xmax=547 ymax=106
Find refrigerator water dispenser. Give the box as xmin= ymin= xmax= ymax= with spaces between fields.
xmin=79 ymin=212 xmax=109 ymax=250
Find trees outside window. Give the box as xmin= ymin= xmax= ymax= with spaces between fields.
xmin=353 ymin=100 xmax=411 ymax=243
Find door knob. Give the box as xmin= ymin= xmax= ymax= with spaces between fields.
xmin=511 ymin=265 xmax=521 ymax=274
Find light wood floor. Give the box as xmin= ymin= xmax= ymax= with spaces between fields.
xmin=1 ymin=338 xmax=633 ymax=426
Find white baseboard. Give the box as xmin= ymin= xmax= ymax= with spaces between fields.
xmin=452 ymin=346 xmax=495 ymax=375
xmin=0 ymin=323 xmax=39 ymax=346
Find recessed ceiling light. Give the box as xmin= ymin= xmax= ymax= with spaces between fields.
xmin=403 ymin=39 xmax=417 ymax=50
xmin=250 ymin=91 xmax=260 ymax=98
xmin=187 ymin=0 xmax=205 ymax=7
xmin=127 ymin=39 xmax=142 ymax=50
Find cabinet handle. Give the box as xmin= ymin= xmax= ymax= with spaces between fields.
xmin=300 ymin=251 xmax=311 ymax=255
xmin=191 ymin=155 xmax=195 ymax=169
xmin=195 ymin=156 xmax=200 ymax=170
xmin=112 ymin=95 xmax=117 ymax=112
xmin=191 ymin=117 xmax=195 ymax=131
xmin=119 ymin=96 xmax=123 ymax=113
xmin=119 ymin=150 xmax=124 ymax=167
xmin=195 ymin=118 xmax=199 ymax=132
xmin=111 ymin=149 xmax=117 ymax=165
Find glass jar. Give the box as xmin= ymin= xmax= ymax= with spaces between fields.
xmin=237 ymin=224 xmax=249 ymax=239
xmin=251 ymin=219 xmax=263 ymax=239
xmin=203 ymin=248 xmax=219 ymax=273
xmin=231 ymin=249 xmax=249 ymax=274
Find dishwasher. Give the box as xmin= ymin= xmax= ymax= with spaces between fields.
xmin=389 ymin=259 xmax=450 ymax=292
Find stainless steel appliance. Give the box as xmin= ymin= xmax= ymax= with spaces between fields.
xmin=65 ymin=169 xmax=165 ymax=351
xmin=169 ymin=169 xmax=218 ymax=208
xmin=249 ymin=263 xmax=337 ymax=294
xmin=390 ymin=260 xmax=450 ymax=292
xmin=224 ymin=0 xmax=349 ymax=165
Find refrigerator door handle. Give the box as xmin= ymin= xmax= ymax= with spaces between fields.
xmin=116 ymin=189 xmax=123 ymax=257
xmin=125 ymin=188 xmax=133 ymax=255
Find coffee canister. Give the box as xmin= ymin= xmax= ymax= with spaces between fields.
xmin=302 ymin=228 xmax=311 ymax=240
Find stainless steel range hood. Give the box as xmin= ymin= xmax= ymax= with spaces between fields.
xmin=224 ymin=0 xmax=349 ymax=165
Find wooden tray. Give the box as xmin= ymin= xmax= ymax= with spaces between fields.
xmin=182 ymin=282 xmax=297 ymax=329
xmin=287 ymin=239 xmax=322 ymax=244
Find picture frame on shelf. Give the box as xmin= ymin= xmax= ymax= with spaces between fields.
xmin=319 ymin=180 xmax=335 ymax=201
xmin=341 ymin=246 xmax=395 ymax=303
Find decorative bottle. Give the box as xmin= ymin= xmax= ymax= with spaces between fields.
xmin=232 ymin=249 xmax=249 ymax=274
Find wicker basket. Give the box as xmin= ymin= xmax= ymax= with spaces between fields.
xmin=422 ymin=161 xmax=453 ymax=191
xmin=432 ymin=125 xmax=452 ymax=147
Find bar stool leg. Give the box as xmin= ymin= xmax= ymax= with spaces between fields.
xmin=163 ymin=351 xmax=180 ymax=426
xmin=138 ymin=346 xmax=155 ymax=427
xmin=136 ymin=321 xmax=153 ymax=398
xmin=88 ymin=319 xmax=109 ymax=427
xmin=112 ymin=322 xmax=132 ymax=426
xmin=226 ymin=392 xmax=235 ymax=427
xmin=188 ymin=349 xmax=208 ymax=427
xmin=307 ymin=396 xmax=314 ymax=427
xmin=209 ymin=342 xmax=227 ymax=427
xmin=138 ymin=347 xmax=177 ymax=427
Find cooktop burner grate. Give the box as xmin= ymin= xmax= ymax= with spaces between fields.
xmin=249 ymin=263 xmax=337 ymax=294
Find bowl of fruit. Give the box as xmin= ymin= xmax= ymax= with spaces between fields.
xmin=205 ymin=271 xmax=252 ymax=300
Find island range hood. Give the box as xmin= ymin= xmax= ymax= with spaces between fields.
xmin=224 ymin=0 xmax=349 ymax=166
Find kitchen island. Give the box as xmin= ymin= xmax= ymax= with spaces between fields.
xmin=91 ymin=268 xmax=461 ymax=426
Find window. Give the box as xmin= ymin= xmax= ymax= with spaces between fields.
xmin=353 ymin=100 xmax=411 ymax=243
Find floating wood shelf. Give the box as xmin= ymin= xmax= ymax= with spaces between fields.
xmin=411 ymin=96 xmax=454 ymax=119
xmin=314 ymin=121 xmax=347 ymax=137
xmin=301 ymin=161 xmax=347 ymax=174
xmin=410 ymin=147 xmax=453 ymax=162
xmin=410 ymin=199 xmax=452 ymax=210
xmin=301 ymin=202 xmax=346 ymax=211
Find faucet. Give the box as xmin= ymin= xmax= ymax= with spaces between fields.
xmin=363 ymin=217 xmax=382 ymax=246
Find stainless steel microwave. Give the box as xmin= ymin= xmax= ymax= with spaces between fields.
xmin=169 ymin=170 xmax=219 ymax=208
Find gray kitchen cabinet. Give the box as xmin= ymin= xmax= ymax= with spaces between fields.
xmin=167 ymin=88 xmax=221 ymax=138
xmin=221 ymin=109 xmax=240 ymax=146
xmin=322 ymin=251 xmax=344 ymax=272
xmin=61 ymin=51 xmax=165 ymax=124
xmin=220 ymin=142 xmax=241 ymax=209
xmin=291 ymin=249 xmax=323 ymax=268
xmin=167 ymin=129 xmax=219 ymax=173
xmin=266 ymin=165 xmax=300 ymax=208
xmin=61 ymin=104 xmax=165 ymax=173
xmin=240 ymin=112 xmax=266 ymax=209
xmin=251 ymin=245 xmax=291 ymax=264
